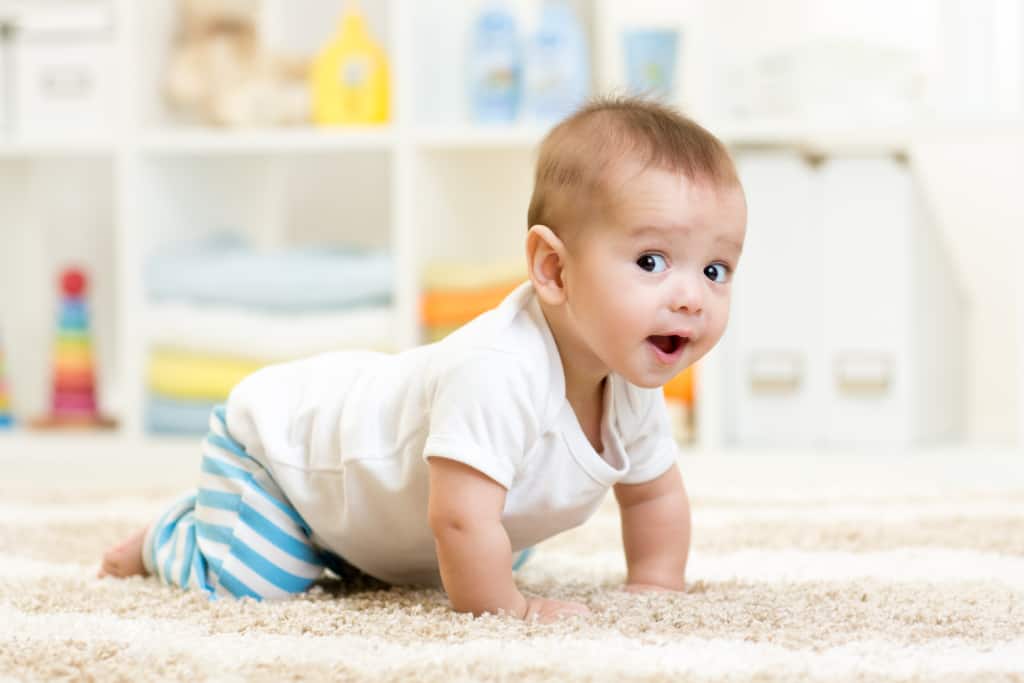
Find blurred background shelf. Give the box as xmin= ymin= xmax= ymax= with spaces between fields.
xmin=413 ymin=125 xmax=551 ymax=150
xmin=715 ymin=122 xmax=915 ymax=155
xmin=138 ymin=127 xmax=398 ymax=155
xmin=0 ymin=0 xmax=1021 ymax=453
xmin=0 ymin=136 xmax=116 ymax=158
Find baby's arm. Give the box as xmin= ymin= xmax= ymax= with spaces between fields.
xmin=427 ymin=457 xmax=590 ymax=621
xmin=613 ymin=463 xmax=691 ymax=591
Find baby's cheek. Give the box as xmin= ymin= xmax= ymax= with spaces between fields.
xmin=704 ymin=311 xmax=728 ymax=344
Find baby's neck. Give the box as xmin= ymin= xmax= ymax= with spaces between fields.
xmin=538 ymin=298 xmax=609 ymax=450
xmin=538 ymin=300 xmax=607 ymax=393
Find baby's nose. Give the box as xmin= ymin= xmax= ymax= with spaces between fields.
xmin=671 ymin=274 xmax=704 ymax=314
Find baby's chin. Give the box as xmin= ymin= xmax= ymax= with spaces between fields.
xmin=619 ymin=366 xmax=681 ymax=390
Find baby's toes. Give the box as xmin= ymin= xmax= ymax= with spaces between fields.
xmin=98 ymin=547 xmax=127 ymax=578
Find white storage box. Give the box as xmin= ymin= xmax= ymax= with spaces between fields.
xmin=0 ymin=30 xmax=6 ymax=133
xmin=722 ymin=152 xmax=966 ymax=447
xmin=10 ymin=1 xmax=114 ymax=136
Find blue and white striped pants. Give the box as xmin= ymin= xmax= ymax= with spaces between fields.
xmin=142 ymin=405 xmax=326 ymax=600
xmin=143 ymin=405 xmax=535 ymax=600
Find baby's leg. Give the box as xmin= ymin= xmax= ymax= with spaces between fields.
xmin=103 ymin=405 xmax=326 ymax=599
xmin=97 ymin=525 xmax=149 ymax=578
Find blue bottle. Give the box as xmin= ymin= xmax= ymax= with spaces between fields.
xmin=467 ymin=1 xmax=523 ymax=123
xmin=524 ymin=0 xmax=590 ymax=123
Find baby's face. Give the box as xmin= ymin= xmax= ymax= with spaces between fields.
xmin=561 ymin=164 xmax=747 ymax=388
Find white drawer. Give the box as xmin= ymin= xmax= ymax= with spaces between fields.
xmin=731 ymin=152 xmax=825 ymax=446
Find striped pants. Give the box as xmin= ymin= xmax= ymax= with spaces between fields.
xmin=142 ymin=405 xmax=328 ymax=600
xmin=143 ymin=405 xmax=535 ymax=600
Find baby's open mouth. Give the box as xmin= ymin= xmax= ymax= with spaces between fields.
xmin=647 ymin=335 xmax=686 ymax=355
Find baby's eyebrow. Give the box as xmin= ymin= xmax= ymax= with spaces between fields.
xmin=628 ymin=224 xmax=677 ymax=238
xmin=715 ymin=235 xmax=743 ymax=252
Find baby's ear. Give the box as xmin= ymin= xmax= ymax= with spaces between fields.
xmin=526 ymin=225 xmax=566 ymax=305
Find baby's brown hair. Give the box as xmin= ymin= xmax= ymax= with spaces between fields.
xmin=527 ymin=95 xmax=739 ymax=239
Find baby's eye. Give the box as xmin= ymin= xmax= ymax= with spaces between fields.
xmin=704 ymin=263 xmax=730 ymax=283
xmin=636 ymin=253 xmax=668 ymax=273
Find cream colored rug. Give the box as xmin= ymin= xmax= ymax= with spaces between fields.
xmin=1 ymin=442 xmax=1022 ymax=682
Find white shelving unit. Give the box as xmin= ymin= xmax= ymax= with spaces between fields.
xmin=0 ymin=0 xmax=999 ymax=454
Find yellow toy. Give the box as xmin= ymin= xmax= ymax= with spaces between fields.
xmin=311 ymin=2 xmax=390 ymax=125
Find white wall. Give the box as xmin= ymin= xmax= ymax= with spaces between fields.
xmin=912 ymin=132 xmax=1024 ymax=443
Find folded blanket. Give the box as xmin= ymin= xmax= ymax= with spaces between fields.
xmin=147 ymin=303 xmax=395 ymax=360
xmin=148 ymin=349 xmax=267 ymax=402
xmin=422 ymin=325 xmax=461 ymax=344
xmin=663 ymin=366 xmax=694 ymax=405
xmin=146 ymin=395 xmax=218 ymax=435
xmin=421 ymin=281 xmax=524 ymax=327
xmin=147 ymin=237 xmax=394 ymax=311
xmin=422 ymin=261 xmax=525 ymax=291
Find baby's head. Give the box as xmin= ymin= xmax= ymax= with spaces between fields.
xmin=526 ymin=96 xmax=747 ymax=389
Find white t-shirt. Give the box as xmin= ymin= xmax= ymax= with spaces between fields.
xmin=225 ymin=281 xmax=678 ymax=585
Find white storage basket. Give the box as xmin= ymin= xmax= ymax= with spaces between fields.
xmin=10 ymin=1 xmax=114 ymax=136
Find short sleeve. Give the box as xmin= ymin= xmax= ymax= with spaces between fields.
xmin=616 ymin=382 xmax=679 ymax=485
xmin=423 ymin=353 xmax=541 ymax=489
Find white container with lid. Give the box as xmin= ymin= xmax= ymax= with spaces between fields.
xmin=9 ymin=1 xmax=115 ymax=136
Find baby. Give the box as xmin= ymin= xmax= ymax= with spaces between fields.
xmin=100 ymin=96 xmax=747 ymax=623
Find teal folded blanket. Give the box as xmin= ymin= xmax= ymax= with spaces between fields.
xmin=146 ymin=395 xmax=218 ymax=435
xmin=146 ymin=237 xmax=394 ymax=311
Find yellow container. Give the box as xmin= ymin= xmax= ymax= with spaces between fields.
xmin=311 ymin=3 xmax=390 ymax=125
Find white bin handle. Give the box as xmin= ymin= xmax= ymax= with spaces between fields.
xmin=39 ymin=66 xmax=93 ymax=99
xmin=748 ymin=351 xmax=803 ymax=394
xmin=834 ymin=351 xmax=892 ymax=395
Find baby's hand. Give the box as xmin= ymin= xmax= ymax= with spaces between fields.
xmin=522 ymin=596 xmax=591 ymax=623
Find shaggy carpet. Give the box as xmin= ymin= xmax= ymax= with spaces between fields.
xmin=1 ymin=439 xmax=1022 ymax=682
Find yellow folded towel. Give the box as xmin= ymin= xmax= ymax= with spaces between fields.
xmin=422 ymin=261 xmax=526 ymax=291
xmin=148 ymin=349 xmax=269 ymax=401
xmin=423 ymin=325 xmax=461 ymax=343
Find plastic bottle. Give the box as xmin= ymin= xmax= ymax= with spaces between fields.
xmin=311 ymin=2 xmax=390 ymax=125
xmin=466 ymin=1 xmax=523 ymax=124
xmin=524 ymin=0 xmax=590 ymax=122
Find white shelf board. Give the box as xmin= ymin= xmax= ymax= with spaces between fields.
xmin=414 ymin=124 xmax=552 ymax=150
xmin=411 ymin=121 xmax=918 ymax=154
xmin=715 ymin=119 xmax=1024 ymax=158
xmin=413 ymin=119 xmax=1021 ymax=156
xmin=714 ymin=120 xmax=913 ymax=155
xmin=138 ymin=127 xmax=397 ymax=155
xmin=0 ymin=429 xmax=203 ymax=453
xmin=0 ymin=429 xmax=123 ymax=450
xmin=0 ymin=135 xmax=117 ymax=158
xmin=0 ymin=430 xmax=202 ymax=489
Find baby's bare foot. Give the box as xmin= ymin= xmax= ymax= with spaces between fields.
xmin=98 ymin=526 xmax=149 ymax=579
